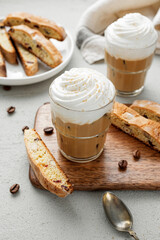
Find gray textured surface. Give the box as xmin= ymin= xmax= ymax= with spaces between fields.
xmin=0 ymin=0 xmax=160 ymax=239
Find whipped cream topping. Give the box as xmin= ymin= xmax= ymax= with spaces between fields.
xmin=49 ymin=68 xmax=115 ymax=124
xmin=105 ymin=13 xmax=158 ymax=60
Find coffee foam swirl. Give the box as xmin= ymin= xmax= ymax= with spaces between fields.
xmin=49 ymin=68 xmax=115 ymax=124
xmin=105 ymin=13 xmax=158 ymax=60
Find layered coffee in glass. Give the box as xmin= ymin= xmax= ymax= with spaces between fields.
xmin=49 ymin=68 xmax=115 ymax=163
xmin=105 ymin=13 xmax=158 ymax=97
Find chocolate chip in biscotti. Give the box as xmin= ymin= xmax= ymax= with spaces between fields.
xmin=61 ymin=185 xmax=69 ymax=191
xmin=148 ymin=140 xmax=155 ymax=147
xmin=22 ymin=126 xmax=29 ymax=133
xmin=53 ymin=180 xmax=61 ymax=183
xmin=36 ymin=44 xmax=41 ymax=49
xmin=124 ymin=123 xmax=130 ymax=127
xmin=10 ymin=184 xmax=20 ymax=194
xmin=133 ymin=150 xmax=141 ymax=160
xmin=7 ymin=106 xmax=15 ymax=114
xmin=118 ymin=160 xmax=128 ymax=170
xmin=43 ymin=127 xmax=54 ymax=135
xmin=24 ymin=18 xmax=31 ymax=23
xmin=34 ymin=25 xmax=39 ymax=28
xmin=44 ymin=29 xmax=50 ymax=35
xmin=143 ymin=114 xmax=148 ymax=119
xmin=3 ymin=86 xmax=11 ymax=91
xmin=34 ymin=138 xmax=40 ymax=141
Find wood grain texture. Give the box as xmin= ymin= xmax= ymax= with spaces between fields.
xmin=30 ymin=103 xmax=160 ymax=191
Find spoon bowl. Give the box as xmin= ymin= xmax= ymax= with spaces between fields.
xmin=103 ymin=192 xmax=139 ymax=240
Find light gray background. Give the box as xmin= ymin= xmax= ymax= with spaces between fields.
xmin=1 ymin=0 xmax=160 ymax=239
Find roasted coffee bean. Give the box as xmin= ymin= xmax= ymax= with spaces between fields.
xmin=22 ymin=126 xmax=29 ymax=132
xmin=10 ymin=184 xmax=20 ymax=194
xmin=43 ymin=127 xmax=54 ymax=135
xmin=118 ymin=160 xmax=128 ymax=170
xmin=7 ymin=106 xmax=15 ymax=114
xmin=133 ymin=150 xmax=141 ymax=160
xmin=3 ymin=85 xmax=11 ymax=91
xmin=24 ymin=18 xmax=31 ymax=23
xmin=61 ymin=185 xmax=69 ymax=191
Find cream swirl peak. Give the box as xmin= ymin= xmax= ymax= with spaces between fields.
xmin=49 ymin=68 xmax=115 ymax=124
xmin=105 ymin=13 xmax=158 ymax=60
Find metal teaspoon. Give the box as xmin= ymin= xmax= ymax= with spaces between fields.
xmin=103 ymin=192 xmax=139 ymax=240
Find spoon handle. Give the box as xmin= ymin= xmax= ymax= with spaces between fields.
xmin=129 ymin=230 xmax=139 ymax=240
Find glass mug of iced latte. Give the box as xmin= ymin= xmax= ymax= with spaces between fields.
xmin=105 ymin=13 xmax=158 ymax=97
xmin=49 ymin=68 xmax=115 ymax=163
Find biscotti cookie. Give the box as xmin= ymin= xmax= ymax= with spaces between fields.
xmin=9 ymin=25 xmax=62 ymax=68
xmin=0 ymin=49 xmax=6 ymax=77
xmin=15 ymin=42 xmax=38 ymax=76
xmin=131 ymin=100 xmax=160 ymax=123
xmin=111 ymin=102 xmax=160 ymax=152
xmin=4 ymin=12 xmax=66 ymax=41
xmin=0 ymin=23 xmax=17 ymax=64
xmin=24 ymin=129 xmax=73 ymax=197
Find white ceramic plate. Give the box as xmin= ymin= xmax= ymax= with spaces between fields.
xmin=0 ymin=18 xmax=74 ymax=86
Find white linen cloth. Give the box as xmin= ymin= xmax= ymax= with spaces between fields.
xmin=76 ymin=0 xmax=160 ymax=64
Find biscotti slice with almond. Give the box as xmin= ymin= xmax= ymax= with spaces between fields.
xmin=8 ymin=25 xmax=62 ymax=68
xmin=4 ymin=12 xmax=66 ymax=41
xmin=0 ymin=49 xmax=6 ymax=77
xmin=24 ymin=129 xmax=73 ymax=197
xmin=15 ymin=42 xmax=38 ymax=76
xmin=0 ymin=23 xmax=17 ymax=64
xmin=131 ymin=100 xmax=160 ymax=123
xmin=111 ymin=102 xmax=160 ymax=152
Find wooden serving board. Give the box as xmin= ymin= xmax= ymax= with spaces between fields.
xmin=31 ymin=102 xmax=160 ymax=191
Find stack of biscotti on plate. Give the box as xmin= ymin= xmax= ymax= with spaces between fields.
xmin=0 ymin=12 xmax=64 ymax=77
xmin=111 ymin=101 xmax=160 ymax=152
xmin=0 ymin=23 xmax=17 ymax=76
xmin=24 ymin=128 xmax=73 ymax=198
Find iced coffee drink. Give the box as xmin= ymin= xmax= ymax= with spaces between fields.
xmin=49 ymin=68 xmax=115 ymax=163
xmin=105 ymin=13 xmax=158 ymax=96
